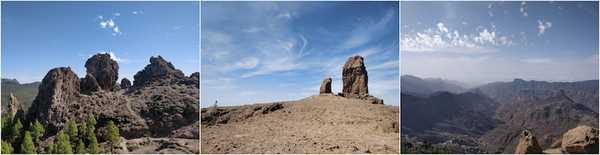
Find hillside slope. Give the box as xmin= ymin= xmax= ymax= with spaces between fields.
xmin=201 ymin=95 xmax=399 ymax=154
xmin=1 ymin=79 xmax=40 ymax=111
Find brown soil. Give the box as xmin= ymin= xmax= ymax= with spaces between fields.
xmin=201 ymin=95 xmax=399 ymax=154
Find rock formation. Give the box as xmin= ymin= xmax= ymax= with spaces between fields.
xmin=342 ymin=55 xmax=368 ymax=98
xmin=27 ymin=67 xmax=80 ymax=132
xmin=25 ymin=54 xmax=198 ymax=143
xmin=120 ymin=78 xmax=132 ymax=89
xmin=561 ymin=125 xmax=599 ymax=153
xmin=8 ymin=93 xmax=20 ymax=118
xmin=133 ymin=56 xmax=186 ymax=87
xmin=85 ymin=53 xmax=119 ymax=91
xmin=319 ymin=77 xmax=332 ymax=94
xmin=80 ymin=73 xmax=101 ymax=95
xmin=514 ymin=129 xmax=543 ymax=154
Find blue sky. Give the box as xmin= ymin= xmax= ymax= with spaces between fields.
xmin=401 ymin=1 xmax=598 ymax=86
xmin=2 ymin=1 xmax=199 ymax=83
xmin=202 ymin=1 xmax=399 ymax=107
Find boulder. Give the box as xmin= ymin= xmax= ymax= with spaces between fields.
xmin=85 ymin=53 xmax=119 ymax=91
xmin=190 ymin=72 xmax=199 ymax=81
xmin=342 ymin=55 xmax=368 ymax=98
xmin=561 ymin=125 xmax=599 ymax=154
xmin=515 ymin=129 xmax=543 ymax=154
xmin=133 ymin=56 xmax=186 ymax=87
xmin=80 ymin=73 xmax=101 ymax=95
xmin=27 ymin=67 xmax=80 ymax=133
xmin=319 ymin=77 xmax=333 ymax=94
xmin=8 ymin=93 xmax=20 ymax=118
xmin=120 ymin=78 xmax=132 ymax=89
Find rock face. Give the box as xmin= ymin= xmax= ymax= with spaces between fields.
xmin=133 ymin=56 xmax=186 ymax=87
xmin=514 ymin=129 xmax=543 ymax=154
xmin=342 ymin=55 xmax=368 ymax=98
xmin=80 ymin=73 xmax=101 ymax=95
xmin=8 ymin=93 xmax=20 ymax=118
xmin=561 ymin=125 xmax=599 ymax=153
xmin=120 ymin=78 xmax=132 ymax=89
xmin=85 ymin=53 xmax=119 ymax=91
xmin=27 ymin=67 xmax=80 ymax=133
xmin=319 ymin=77 xmax=333 ymax=94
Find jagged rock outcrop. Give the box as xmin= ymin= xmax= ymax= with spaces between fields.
xmin=190 ymin=72 xmax=199 ymax=81
xmin=561 ymin=125 xmax=599 ymax=153
xmin=120 ymin=78 xmax=132 ymax=89
xmin=80 ymin=73 xmax=101 ymax=95
xmin=514 ymin=129 xmax=543 ymax=154
xmin=27 ymin=67 xmax=80 ymax=133
xmin=319 ymin=77 xmax=333 ymax=94
xmin=25 ymin=54 xmax=198 ymax=141
xmin=85 ymin=53 xmax=119 ymax=91
xmin=133 ymin=56 xmax=186 ymax=87
xmin=342 ymin=55 xmax=368 ymax=98
xmin=8 ymin=93 xmax=20 ymax=118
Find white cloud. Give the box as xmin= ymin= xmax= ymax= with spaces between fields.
xmin=92 ymin=51 xmax=125 ymax=62
xmin=521 ymin=58 xmax=553 ymax=63
xmin=537 ymin=20 xmax=552 ymax=36
xmin=520 ymin=1 xmax=528 ymax=17
xmin=276 ymin=12 xmax=292 ymax=19
xmin=132 ymin=11 xmax=143 ymax=15
xmin=98 ymin=17 xmax=121 ymax=36
xmin=113 ymin=13 xmax=121 ymax=16
xmin=401 ymin=22 xmax=512 ymax=53
xmin=242 ymin=27 xmax=264 ymax=33
xmin=354 ymin=47 xmax=381 ymax=58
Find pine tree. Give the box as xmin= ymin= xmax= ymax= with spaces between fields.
xmin=76 ymin=139 xmax=86 ymax=154
xmin=29 ymin=119 xmax=45 ymax=145
xmin=87 ymin=133 xmax=99 ymax=154
xmin=65 ymin=119 xmax=78 ymax=145
xmin=105 ymin=121 xmax=120 ymax=152
xmin=55 ymin=130 xmax=72 ymax=154
xmin=20 ymin=131 xmax=36 ymax=154
xmin=1 ymin=140 xmax=14 ymax=154
xmin=46 ymin=143 xmax=55 ymax=154
xmin=9 ymin=119 xmax=23 ymax=143
xmin=86 ymin=115 xmax=97 ymax=129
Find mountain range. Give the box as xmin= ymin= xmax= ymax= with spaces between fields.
xmin=401 ymin=75 xmax=599 ymax=153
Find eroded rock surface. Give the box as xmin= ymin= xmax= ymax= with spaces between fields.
xmin=85 ymin=53 xmax=119 ymax=91
xmin=80 ymin=73 xmax=101 ymax=95
xmin=133 ymin=56 xmax=186 ymax=87
xmin=342 ymin=55 xmax=368 ymax=98
xmin=120 ymin=78 xmax=132 ymax=89
xmin=320 ymin=77 xmax=332 ymax=94
xmin=561 ymin=125 xmax=599 ymax=154
xmin=514 ymin=129 xmax=543 ymax=154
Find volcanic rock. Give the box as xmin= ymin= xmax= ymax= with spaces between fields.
xmin=8 ymin=93 xmax=20 ymax=118
xmin=85 ymin=53 xmax=119 ymax=91
xmin=561 ymin=125 xmax=599 ymax=153
xmin=80 ymin=73 xmax=101 ymax=95
xmin=120 ymin=78 xmax=132 ymax=89
xmin=133 ymin=56 xmax=186 ymax=87
xmin=342 ymin=55 xmax=368 ymax=98
xmin=514 ymin=129 xmax=543 ymax=154
xmin=319 ymin=77 xmax=333 ymax=95
xmin=27 ymin=67 xmax=80 ymax=132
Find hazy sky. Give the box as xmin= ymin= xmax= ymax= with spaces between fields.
xmin=1 ymin=1 xmax=199 ymax=83
xmin=202 ymin=1 xmax=399 ymax=107
xmin=401 ymin=1 xmax=598 ymax=86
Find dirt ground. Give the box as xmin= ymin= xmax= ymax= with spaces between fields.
xmin=201 ymin=95 xmax=399 ymax=154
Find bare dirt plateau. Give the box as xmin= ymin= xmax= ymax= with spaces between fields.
xmin=201 ymin=95 xmax=399 ymax=154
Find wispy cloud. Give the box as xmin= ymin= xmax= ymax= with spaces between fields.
xmin=521 ymin=58 xmax=553 ymax=63
xmin=339 ymin=9 xmax=395 ymax=50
